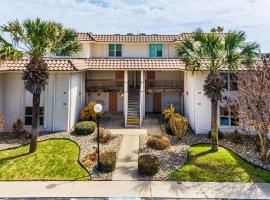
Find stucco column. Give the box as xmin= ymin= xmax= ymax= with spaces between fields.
xmin=140 ymin=70 xmax=145 ymax=127
xmin=133 ymin=71 xmax=136 ymax=88
xmin=124 ymin=70 xmax=128 ymax=127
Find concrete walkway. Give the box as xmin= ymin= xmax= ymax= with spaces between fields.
xmin=1 ymin=181 xmax=270 ymax=199
xmin=112 ymin=134 xmax=140 ymax=180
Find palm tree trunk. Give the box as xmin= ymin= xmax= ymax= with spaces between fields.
xmin=211 ymin=100 xmax=219 ymax=151
xmin=29 ymin=93 xmax=40 ymax=153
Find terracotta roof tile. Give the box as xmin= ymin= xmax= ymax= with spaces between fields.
xmin=0 ymin=59 xmax=75 ymax=71
xmin=77 ymin=33 xmax=180 ymax=43
xmin=178 ymin=32 xmax=226 ymax=41
xmin=77 ymin=33 xmax=228 ymax=43
xmin=74 ymin=58 xmax=185 ymax=70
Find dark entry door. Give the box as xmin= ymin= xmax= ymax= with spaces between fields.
xmin=109 ymin=92 xmax=118 ymax=111
xmin=153 ymin=93 xmax=161 ymax=112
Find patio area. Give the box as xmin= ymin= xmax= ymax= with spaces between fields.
xmin=101 ymin=112 xmax=162 ymax=135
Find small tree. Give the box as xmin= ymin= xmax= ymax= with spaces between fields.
xmin=0 ymin=18 xmax=81 ymax=153
xmin=236 ymin=57 xmax=270 ymax=162
xmin=177 ymin=28 xmax=259 ymax=151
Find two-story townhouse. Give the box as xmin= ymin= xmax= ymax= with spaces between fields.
xmin=0 ymin=33 xmax=242 ymax=133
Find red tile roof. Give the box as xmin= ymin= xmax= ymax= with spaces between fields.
xmin=0 ymin=58 xmax=185 ymax=71
xmin=77 ymin=33 xmax=227 ymax=43
xmin=0 ymin=58 xmax=261 ymax=72
xmin=0 ymin=59 xmax=76 ymax=71
xmin=78 ymin=33 xmax=180 ymax=43
xmin=75 ymin=58 xmax=186 ymax=70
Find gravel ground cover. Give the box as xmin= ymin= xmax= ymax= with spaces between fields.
xmin=139 ymin=124 xmax=270 ymax=180
xmin=0 ymin=131 xmax=122 ymax=180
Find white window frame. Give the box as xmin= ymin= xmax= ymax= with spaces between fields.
xmin=108 ymin=44 xmax=122 ymax=57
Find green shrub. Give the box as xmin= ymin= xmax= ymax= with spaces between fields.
xmin=208 ymin=130 xmax=224 ymax=140
xmin=169 ymin=113 xmax=188 ymax=139
xmin=147 ymin=135 xmax=171 ymax=150
xmin=228 ymin=130 xmax=244 ymax=144
xmin=12 ymin=119 xmax=29 ymax=138
xmin=99 ymin=150 xmax=117 ymax=172
xmin=74 ymin=121 xmax=96 ymax=135
xmin=138 ymin=154 xmax=160 ymax=176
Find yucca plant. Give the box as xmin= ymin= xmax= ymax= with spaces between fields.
xmin=0 ymin=18 xmax=81 ymax=153
xmin=80 ymin=101 xmax=98 ymax=121
xmin=169 ymin=113 xmax=188 ymax=139
xmin=162 ymin=104 xmax=175 ymax=121
xmin=177 ymin=28 xmax=259 ymax=151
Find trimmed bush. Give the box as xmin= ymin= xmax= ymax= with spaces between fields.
xmin=169 ymin=113 xmax=188 ymax=139
xmin=207 ymin=130 xmax=224 ymax=140
xmin=81 ymin=152 xmax=97 ymax=168
xmin=138 ymin=154 xmax=160 ymax=176
xmin=12 ymin=119 xmax=29 ymax=138
xmin=74 ymin=121 xmax=96 ymax=135
xmin=147 ymin=135 xmax=171 ymax=150
xmin=96 ymin=128 xmax=114 ymax=144
xmin=99 ymin=150 xmax=117 ymax=172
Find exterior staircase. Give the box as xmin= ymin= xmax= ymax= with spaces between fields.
xmin=126 ymin=87 xmax=140 ymax=128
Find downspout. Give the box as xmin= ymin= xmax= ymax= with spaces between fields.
xmin=193 ymin=72 xmax=196 ymax=134
xmin=67 ymin=73 xmax=71 ymax=130
xmin=52 ymin=73 xmax=56 ymax=131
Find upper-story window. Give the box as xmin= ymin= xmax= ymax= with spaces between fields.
xmin=109 ymin=44 xmax=122 ymax=57
xmin=149 ymin=44 xmax=163 ymax=57
xmin=221 ymin=72 xmax=238 ymax=91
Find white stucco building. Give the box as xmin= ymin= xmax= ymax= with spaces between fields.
xmin=0 ymin=33 xmax=240 ymax=133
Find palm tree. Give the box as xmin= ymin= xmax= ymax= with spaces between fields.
xmin=0 ymin=18 xmax=81 ymax=153
xmin=177 ymin=28 xmax=259 ymax=151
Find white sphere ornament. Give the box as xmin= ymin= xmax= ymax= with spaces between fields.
xmin=94 ymin=103 xmax=103 ymax=113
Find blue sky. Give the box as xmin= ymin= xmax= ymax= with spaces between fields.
xmin=0 ymin=0 xmax=270 ymax=52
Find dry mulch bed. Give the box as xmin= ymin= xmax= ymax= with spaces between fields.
xmin=139 ymin=126 xmax=270 ymax=181
xmin=0 ymin=131 xmax=122 ymax=181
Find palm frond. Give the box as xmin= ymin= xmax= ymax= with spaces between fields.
xmin=0 ymin=35 xmax=23 ymax=60
xmin=0 ymin=19 xmax=25 ymax=44
xmin=241 ymin=42 xmax=260 ymax=68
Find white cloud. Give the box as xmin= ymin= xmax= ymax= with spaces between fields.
xmin=0 ymin=0 xmax=270 ymax=51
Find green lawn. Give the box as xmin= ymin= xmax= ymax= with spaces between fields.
xmin=0 ymin=139 xmax=90 ymax=180
xmin=169 ymin=144 xmax=270 ymax=182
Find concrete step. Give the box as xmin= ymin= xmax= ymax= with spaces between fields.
xmin=128 ymin=113 xmax=139 ymax=115
xmin=128 ymin=107 xmax=140 ymax=110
